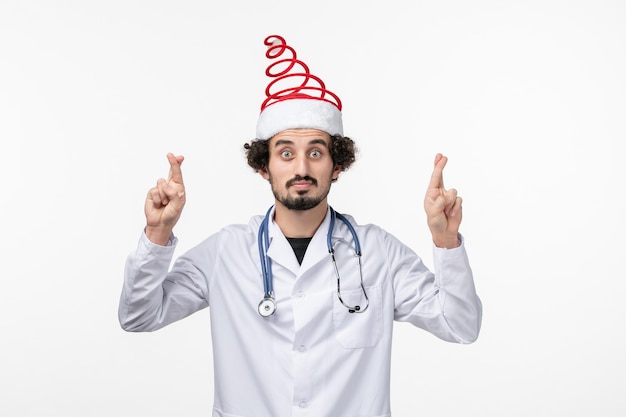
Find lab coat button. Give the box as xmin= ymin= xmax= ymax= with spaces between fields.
xmin=298 ymin=345 xmax=307 ymax=352
xmin=299 ymin=401 xmax=309 ymax=408
xmin=295 ymin=291 xmax=305 ymax=299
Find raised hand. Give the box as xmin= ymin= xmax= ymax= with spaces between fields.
xmin=423 ymin=153 xmax=462 ymax=248
xmin=144 ymin=153 xmax=186 ymax=245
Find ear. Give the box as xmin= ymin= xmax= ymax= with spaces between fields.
xmin=259 ymin=167 xmax=270 ymax=181
xmin=332 ymin=165 xmax=342 ymax=182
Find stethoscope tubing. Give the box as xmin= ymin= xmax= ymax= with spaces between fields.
xmin=328 ymin=209 xmax=361 ymax=255
xmin=258 ymin=205 xmax=274 ymax=299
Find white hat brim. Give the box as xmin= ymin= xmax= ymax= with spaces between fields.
xmin=256 ymin=99 xmax=343 ymax=140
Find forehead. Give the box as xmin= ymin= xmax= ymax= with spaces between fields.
xmin=269 ymin=128 xmax=331 ymax=148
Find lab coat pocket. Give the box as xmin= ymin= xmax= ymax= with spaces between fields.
xmin=332 ymin=285 xmax=382 ymax=348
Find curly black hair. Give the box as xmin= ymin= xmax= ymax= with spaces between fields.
xmin=243 ymin=134 xmax=357 ymax=173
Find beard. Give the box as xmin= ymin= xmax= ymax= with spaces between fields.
xmin=269 ymin=175 xmax=331 ymax=211
xmin=276 ymin=193 xmax=325 ymax=211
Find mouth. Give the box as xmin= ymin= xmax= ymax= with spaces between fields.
xmin=287 ymin=176 xmax=317 ymax=190
xmin=291 ymin=180 xmax=313 ymax=190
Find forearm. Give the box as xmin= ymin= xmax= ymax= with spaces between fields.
xmin=118 ymin=233 xmax=177 ymax=331
xmin=393 ymin=235 xmax=482 ymax=344
xmin=118 ymin=232 xmax=208 ymax=332
xmin=430 ymin=236 xmax=482 ymax=343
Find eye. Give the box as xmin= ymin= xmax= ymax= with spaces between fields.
xmin=310 ymin=150 xmax=322 ymax=158
xmin=280 ymin=150 xmax=293 ymax=159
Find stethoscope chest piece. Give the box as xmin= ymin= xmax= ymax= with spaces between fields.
xmin=258 ymin=297 xmax=276 ymax=317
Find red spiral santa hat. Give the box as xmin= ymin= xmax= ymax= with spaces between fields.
xmin=256 ymin=35 xmax=343 ymax=140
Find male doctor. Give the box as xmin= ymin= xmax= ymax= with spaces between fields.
xmin=119 ymin=35 xmax=482 ymax=417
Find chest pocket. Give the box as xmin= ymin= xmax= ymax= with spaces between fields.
xmin=332 ymin=285 xmax=382 ymax=348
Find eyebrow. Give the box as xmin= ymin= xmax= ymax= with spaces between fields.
xmin=273 ymin=138 xmax=329 ymax=148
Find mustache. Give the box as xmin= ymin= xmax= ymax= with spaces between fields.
xmin=286 ymin=175 xmax=318 ymax=187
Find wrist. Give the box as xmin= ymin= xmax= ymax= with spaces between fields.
xmin=145 ymin=225 xmax=174 ymax=246
xmin=432 ymin=233 xmax=460 ymax=249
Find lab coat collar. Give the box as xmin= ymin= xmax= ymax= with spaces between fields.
xmin=264 ymin=205 xmax=338 ymax=275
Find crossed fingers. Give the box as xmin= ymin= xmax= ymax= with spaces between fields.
xmin=429 ymin=153 xmax=462 ymax=217
xmin=149 ymin=153 xmax=185 ymax=208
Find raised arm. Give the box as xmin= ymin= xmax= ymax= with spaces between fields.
xmin=119 ymin=152 xmax=210 ymax=332
xmin=145 ymin=153 xmax=186 ymax=245
xmin=423 ymin=153 xmax=462 ymax=249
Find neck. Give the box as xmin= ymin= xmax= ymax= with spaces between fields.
xmin=273 ymin=201 xmax=329 ymax=238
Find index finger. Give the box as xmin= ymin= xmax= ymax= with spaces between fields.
xmin=166 ymin=153 xmax=185 ymax=183
xmin=428 ymin=153 xmax=448 ymax=189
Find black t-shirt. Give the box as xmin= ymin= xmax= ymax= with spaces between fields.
xmin=286 ymin=237 xmax=312 ymax=265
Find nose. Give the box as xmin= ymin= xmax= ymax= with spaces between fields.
xmin=293 ymin=153 xmax=310 ymax=177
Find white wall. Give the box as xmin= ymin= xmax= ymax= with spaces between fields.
xmin=1 ymin=1 xmax=624 ymax=416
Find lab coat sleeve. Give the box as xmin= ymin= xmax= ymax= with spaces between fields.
xmin=391 ymin=234 xmax=482 ymax=344
xmin=118 ymin=232 xmax=209 ymax=332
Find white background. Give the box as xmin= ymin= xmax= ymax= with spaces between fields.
xmin=1 ymin=0 xmax=625 ymax=416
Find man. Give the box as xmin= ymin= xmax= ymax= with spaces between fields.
xmin=119 ymin=35 xmax=482 ymax=417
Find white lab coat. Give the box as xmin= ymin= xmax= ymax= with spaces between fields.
xmin=119 ymin=207 xmax=482 ymax=417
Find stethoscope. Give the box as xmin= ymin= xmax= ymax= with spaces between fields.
xmin=257 ymin=206 xmax=369 ymax=317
